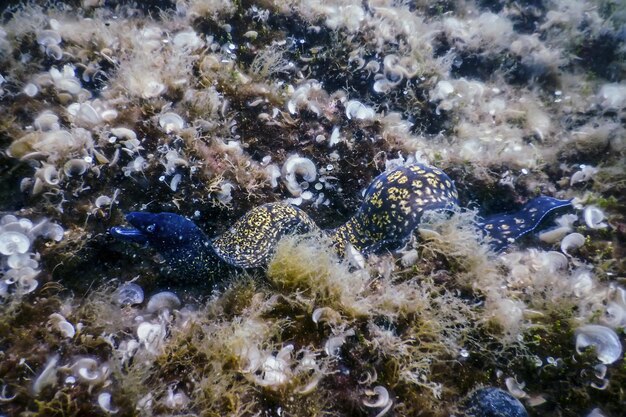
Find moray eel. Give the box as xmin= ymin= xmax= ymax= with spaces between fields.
xmin=111 ymin=163 xmax=571 ymax=273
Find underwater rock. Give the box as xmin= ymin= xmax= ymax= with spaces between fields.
xmin=464 ymin=387 xmax=529 ymax=417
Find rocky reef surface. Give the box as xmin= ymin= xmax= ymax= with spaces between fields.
xmin=0 ymin=0 xmax=624 ymax=416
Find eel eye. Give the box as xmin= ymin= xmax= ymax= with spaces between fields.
xmin=146 ymin=224 xmax=157 ymax=233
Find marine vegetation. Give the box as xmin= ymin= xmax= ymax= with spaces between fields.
xmin=0 ymin=0 xmax=624 ymax=416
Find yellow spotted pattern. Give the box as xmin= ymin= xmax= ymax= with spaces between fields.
xmin=329 ymin=163 xmax=459 ymax=254
xmin=212 ymin=202 xmax=319 ymax=268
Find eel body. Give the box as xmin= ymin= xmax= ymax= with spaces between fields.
xmin=111 ymin=163 xmax=571 ymax=273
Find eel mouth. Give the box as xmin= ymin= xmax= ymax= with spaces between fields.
xmin=109 ymin=212 xmax=150 ymax=244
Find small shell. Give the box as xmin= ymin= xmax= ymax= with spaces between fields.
xmin=0 ymin=231 xmax=30 ymax=255
xmin=505 ymin=376 xmax=527 ymax=399
xmin=282 ymin=154 xmax=317 ymax=197
xmin=57 ymin=320 xmax=76 ymax=338
xmin=146 ymin=291 xmax=181 ymax=313
xmin=115 ymin=283 xmax=144 ymax=306
xmin=95 ymin=195 xmax=112 ymax=208
xmin=63 ymin=158 xmax=90 ymax=176
xmin=98 ymin=392 xmax=118 ymax=414
xmin=159 ymin=112 xmax=185 ymax=134
xmin=345 ymin=100 xmax=375 ymax=120
xmin=584 ymin=206 xmax=607 ymax=229
xmin=363 ymin=386 xmax=391 ymax=408
xmin=312 ymin=307 xmax=338 ymax=324
xmin=561 ymin=233 xmax=585 ymax=256
xmin=575 ymin=324 xmax=623 ymax=364
xmin=169 ymin=173 xmax=182 ymax=192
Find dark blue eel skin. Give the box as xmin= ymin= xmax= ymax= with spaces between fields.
xmin=111 ymin=164 xmax=571 ymax=277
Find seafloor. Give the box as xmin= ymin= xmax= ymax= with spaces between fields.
xmin=0 ymin=0 xmax=624 ymax=416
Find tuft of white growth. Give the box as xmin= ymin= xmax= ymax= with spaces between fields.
xmin=324 ymin=4 xmax=365 ymax=32
xmin=597 ymin=83 xmax=626 ymax=110
xmin=584 ymin=206 xmax=607 ymax=229
xmin=164 ymin=386 xmax=190 ymax=409
xmin=430 ymin=80 xmax=454 ymax=101
xmin=575 ymin=324 xmax=623 ymax=365
xmin=123 ymin=156 xmax=147 ymax=177
xmin=172 ymin=30 xmax=203 ymax=51
xmin=286 ymin=81 xmax=330 ymax=117
xmin=442 ymin=12 xmax=514 ymax=52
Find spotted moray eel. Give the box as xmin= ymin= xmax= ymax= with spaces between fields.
xmin=111 ymin=163 xmax=571 ymax=276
